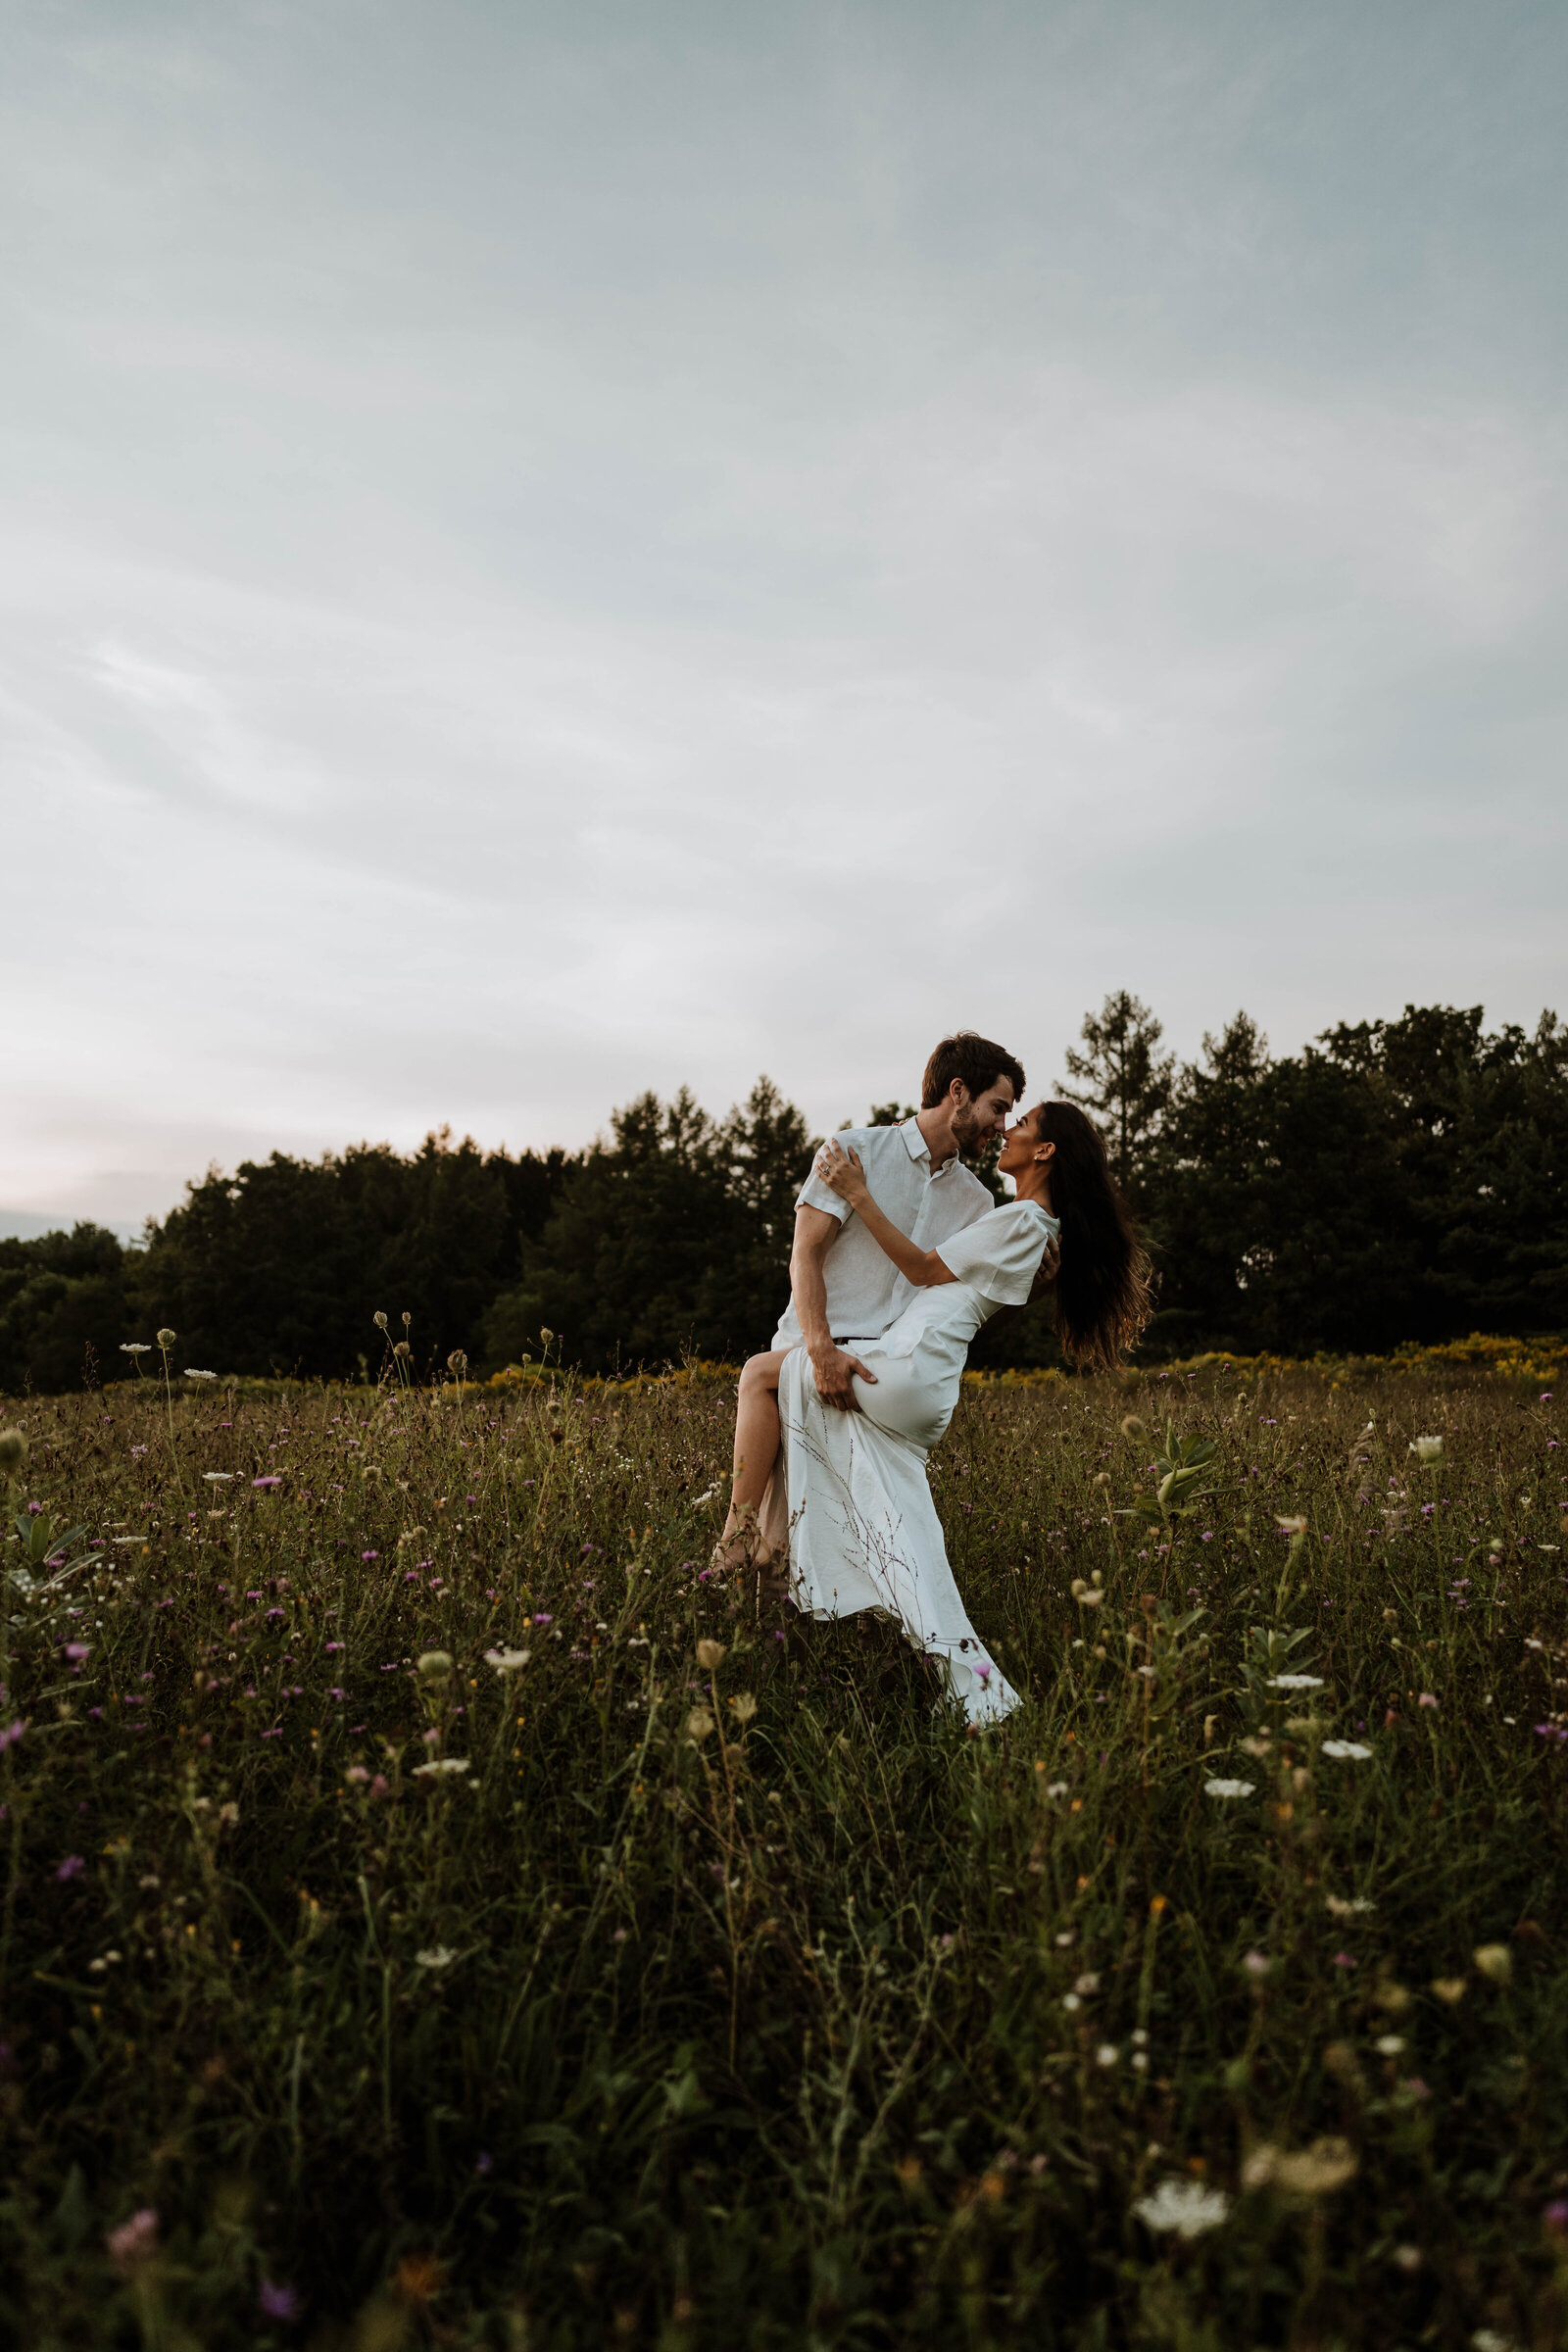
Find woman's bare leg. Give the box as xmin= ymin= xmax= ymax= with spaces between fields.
xmin=732 ymin=1349 xmax=788 ymax=1512
xmin=712 ymin=1349 xmax=790 ymax=1570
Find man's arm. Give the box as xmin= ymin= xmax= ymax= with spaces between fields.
xmin=789 ymin=1204 xmax=878 ymax=1412
xmin=1029 ymin=1231 xmax=1061 ymax=1298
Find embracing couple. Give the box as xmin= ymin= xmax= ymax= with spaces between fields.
xmin=714 ymin=1033 xmax=1152 ymax=1728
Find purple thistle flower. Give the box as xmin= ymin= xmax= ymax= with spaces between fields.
xmin=55 ymin=1855 xmax=85 ymax=1882
xmin=258 ymin=2278 xmax=301 ymax=2320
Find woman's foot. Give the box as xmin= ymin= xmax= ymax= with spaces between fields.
xmin=710 ymin=1501 xmax=764 ymax=1578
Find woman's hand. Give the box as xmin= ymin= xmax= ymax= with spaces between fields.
xmin=814 ymin=1137 xmax=869 ymax=1207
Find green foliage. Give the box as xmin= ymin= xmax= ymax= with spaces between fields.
xmin=0 ymin=1370 xmax=1564 ymax=2347
xmin=1061 ymin=990 xmax=1176 ymax=1197
xmin=482 ymin=1079 xmax=817 ymax=1374
xmin=134 ymin=1130 xmax=573 ymax=1382
xmin=1152 ymin=1004 xmax=1568 ymax=1353
xmin=0 ymin=1227 xmax=131 ymax=1396
xmin=4 ymin=1005 xmax=1568 ymax=1391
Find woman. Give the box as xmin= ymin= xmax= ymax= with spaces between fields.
xmin=716 ymin=1101 xmax=1152 ymax=1726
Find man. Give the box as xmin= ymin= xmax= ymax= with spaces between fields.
xmin=714 ymin=1032 xmax=1056 ymax=1577
xmin=774 ymin=1031 xmax=1038 ymax=1410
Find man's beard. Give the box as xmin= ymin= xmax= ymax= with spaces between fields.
xmin=951 ymin=1106 xmax=988 ymax=1154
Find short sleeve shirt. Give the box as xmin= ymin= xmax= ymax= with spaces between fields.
xmin=936 ymin=1199 xmax=1060 ymax=1306
xmin=771 ymin=1120 xmax=996 ymax=1348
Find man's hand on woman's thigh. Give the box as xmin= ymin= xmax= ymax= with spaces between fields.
xmin=809 ymin=1343 xmax=876 ymax=1411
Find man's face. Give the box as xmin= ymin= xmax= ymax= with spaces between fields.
xmin=951 ymin=1075 xmax=1015 ymax=1150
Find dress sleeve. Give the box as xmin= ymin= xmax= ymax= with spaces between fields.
xmin=935 ymin=1203 xmax=1058 ymax=1305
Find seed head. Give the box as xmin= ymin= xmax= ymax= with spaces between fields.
xmin=1120 ymin=1415 xmax=1148 ymax=1441
xmin=416 ymin=1650 xmax=453 ymax=1685
xmin=402 ymin=1310 xmax=412 ymax=1330
xmin=447 ymin=1350 xmax=467 ymax=1377
xmin=1244 ymin=2135 xmax=1357 ymax=2195
xmin=156 ymin=1328 xmax=176 ymax=1349
xmin=695 ymin=1639 xmax=727 ymax=1672
xmin=373 ymin=1311 xmax=389 ymax=1333
xmin=0 ymin=1428 xmax=26 ymax=1476
xmin=393 ymin=1341 xmax=411 ymax=1358
xmin=1472 ymin=1942 xmax=1512 ymax=1984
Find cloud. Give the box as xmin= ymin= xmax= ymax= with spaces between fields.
xmin=1 ymin=1 xmax=1564 ymax=1224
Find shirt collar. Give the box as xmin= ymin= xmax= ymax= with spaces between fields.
xmin=902 ymin=1118 xmax=957 ymax=1178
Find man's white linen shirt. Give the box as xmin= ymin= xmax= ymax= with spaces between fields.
xmin=771 ymin=1120 xmax=995 ymax=1348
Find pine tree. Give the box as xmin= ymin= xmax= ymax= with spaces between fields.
xmin=1059 ymin=991 xmax=1175 ymax=1194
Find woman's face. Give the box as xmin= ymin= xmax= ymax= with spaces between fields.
xmin=997 ymin=1105 xmax=1046 ymax=1177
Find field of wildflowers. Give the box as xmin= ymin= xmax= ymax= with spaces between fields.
xmin=1 ymin=1351 xmax=1565 ymax=2349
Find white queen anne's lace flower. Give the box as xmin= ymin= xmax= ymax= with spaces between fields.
xmin=1134 ymin=2179 xmax=1231 ymax=2237
xmin=413 ymin=1758 xmax=470 ymax=1778
xmin=1320 ymin=1740 xmax=1372 ymax=1760
xmin=484 ymin=1647 xmax=531 ymax=1672
xmin=416 ymin=1946 xmax=458 ymax=1969
xmin=1204 ymin=1779 xmax=1255 ymax=1799
xmin=1266 ymin=1675 xmax=1324 ymax=1690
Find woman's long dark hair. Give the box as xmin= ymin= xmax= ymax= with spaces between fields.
xmin=1032 ymin=1101 xmax=1153 ymax=1373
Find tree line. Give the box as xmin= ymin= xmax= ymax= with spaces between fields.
xmin=2 ymin=1000 xmax=1564 ymax=1391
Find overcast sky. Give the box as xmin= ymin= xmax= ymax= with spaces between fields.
xmin=4 ymin=0 xmax=1565 ymax=1237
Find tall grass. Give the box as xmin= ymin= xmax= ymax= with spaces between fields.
xmin=1 ymin=1361 xmax=1565 ymax=2349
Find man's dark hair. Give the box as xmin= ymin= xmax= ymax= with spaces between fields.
xmin=921 ymin=1032 xmax=1026 ymax=1110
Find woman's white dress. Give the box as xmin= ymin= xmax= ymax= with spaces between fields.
xmin=776 ymin=1198 xmax=1059 ymax=1727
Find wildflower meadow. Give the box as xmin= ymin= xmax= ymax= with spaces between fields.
xmin=1 ymin=1348 xmax=1565 ymax=2348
